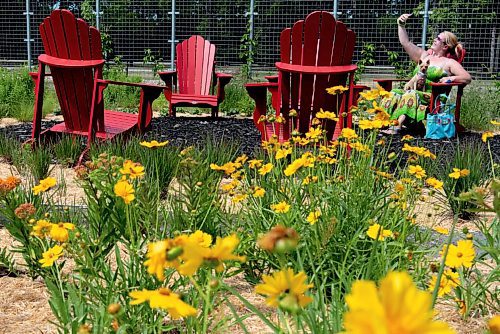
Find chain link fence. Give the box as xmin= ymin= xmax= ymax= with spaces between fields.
xmin=0 ymin=0 xmax=498 ymax=78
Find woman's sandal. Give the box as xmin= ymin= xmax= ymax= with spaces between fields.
xmin=381 ymin=126 xmax=401 ymax=135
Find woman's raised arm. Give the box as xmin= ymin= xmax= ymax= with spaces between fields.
xmin=397 ymin=14 xmax=426 ymax=62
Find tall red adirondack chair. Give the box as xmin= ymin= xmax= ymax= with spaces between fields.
xmin=158 ymin=36 xmax=233 ymax=117
xmin=373 ymin=48 xmax=467 ymax=131
xmin=245 ymin=11 xmax=357 ymax=142
xmin=31 ymin=10 xmax=164 ymax=153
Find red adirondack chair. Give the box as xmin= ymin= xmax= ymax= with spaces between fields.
xmin=30 ymin=10 xmax=164 ymax=152
xmin=245 ymin=11 xmax=357 ymax=142
xmin=373 ymin=48 xmax=467 ymax=131
xmin=158 ymin=36 xmax=233 ymax=117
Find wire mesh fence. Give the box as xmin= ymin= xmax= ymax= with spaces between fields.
xmin=0 ymin=0 xmax=498 ymax=78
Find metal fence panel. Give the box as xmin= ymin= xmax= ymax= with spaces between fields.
xmin=0 ymin=1 xmax=498 ymax=77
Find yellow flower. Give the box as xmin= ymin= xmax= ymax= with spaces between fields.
xmin=271 ymin=201 xmax=290 ymax=214
xmin=143 ymin=240 xmax=170 ymax=280
xmin=275 ymin=148 xmax=292 ymax=160
xmin=258 ymin=163 xmax=273 ymax=176
xmin=449 ymin=168 xmax=470 ymax=179
xmin=366 ymin=223 xmax=393 ymax=241
xmin=408 ymin=165 xmax=427 ymax=179
xmin=253 ymin=186 xmax=266 ymax=198
xmin=120 ymin=160 xmax=145 ymax=179
xmin=255 ymin=268 xmax=313 ymax=313
xmin=284 ymin=158 xmax=305 ymax=176
xmin=188 ymin=230 xmax=212 ymax=248
xmin=50 ymin=222 xmax=75 ymax=242
xmin=248 ymin=159 xmax=263 ymax=169
xmin=231 ymin=193 xmax=248 ymax=203
xmin=32 ymin=177 xmax=57 ymax=195
xmin=433 ymin=227 xmax=449 ymax=235
xmin=39 ymin=245 xmax=64 ymax=267
xmin=139 ymin=140 xmax=169 ymax=148
xmin=114 ymin=180 xmax=135 ymax=204
xmin=129 ymin=288 xmax=196 ymax=319
xmin=306 ymin=209 xmax=321 ymax=225
xmin=305 ymin=127 xmax=323 ymax=140
xmin=402 ymin=144 xmax=436 ymax=159
xmin=203 ymin=234 xmax=246 ymax=272
xmin=482 ymin=131 xmax=494 ymax=143
xmin=343 ymin=271 xmax=454 ymax=334
xmin=488 ymin=315 xmax=500 ymax=334
xmin=340 ymin=128 xmax=358 ymax=141
xmin=442 ymin=240 xmax=475 ymax=268
xmin=316 ymin=108 xmax=338 ymax=121
xmin=491 ymin=120 xmax=500 ymax=126
xmin=302 ymin=175 xmax=318 ymax=185
xmin=428 ymin=269 xmax=460 ymax=297
xmin=426 ymin=177 xmax=444 ymax=190
xmin=326 ymin=85 xmax=348 ymax=95
xmin=31 ymin=219 xmax=53 ymax=238
xmin=210 ymin=162 xmax=239 ymax=175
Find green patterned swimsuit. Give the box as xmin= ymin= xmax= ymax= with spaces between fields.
xmin=382 ymin=65 xmax=447 ymax=122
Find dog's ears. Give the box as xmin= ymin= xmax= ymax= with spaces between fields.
xmin=425 ymin=59 xmax=430 ymax=65
xmin=418 ymin=59 xmax=423 ymax=65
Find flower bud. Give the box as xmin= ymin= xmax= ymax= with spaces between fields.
xmin=278 ymin=294 xmax=301 ymax=314
xmin=167 ymin=246 xmax=184 ymax=261
xmin=274 ymin=238 xmax=298 ymax=254
xmin=107 ymin=303 xmax=121 ymax=315
xmin=209 ymin=279 xmax=220 ymax=289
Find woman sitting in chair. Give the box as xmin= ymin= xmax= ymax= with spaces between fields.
xmin=383 ymin=13 xmax=472 ymax=134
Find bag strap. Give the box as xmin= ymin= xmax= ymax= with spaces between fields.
xmin=430 ymin=93 xmax=454 ymax=115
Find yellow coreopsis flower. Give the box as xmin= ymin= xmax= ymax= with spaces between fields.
xmin=129 ymin=288 xmax=196 ymax=319
xmin=39 ymin=245 xmax=64 ymax=267
xmin=114 ymin=180 xmax=135 ymax=204
xmin=401 ymin=134 xmax=414 ymax=142
xmin=340 ymin=128 xmax=358 ymax=140
xmin=248 ymin=159 xmax=263 ymax=169
xmin=203 ymin=234 xmax=246 ymax=272
xmin=120 ymin=160 xmax=145 ymax=179
xmin=258 ymin=163 xmax=273 ymax=176
xmin=188 ymin=230 xmax=212 ymax=248
xmin=326 ymin=85 xmax=348 ymax=95
xmin=359 ymin=89 xmax=379 ymax=101
xmin=271 ymin=201 xmax=290 ymax=214
xmin=367 ymin=100 xmax=386 ymax=114
xmin=408 ymin=165 xmax=427 ymax=179
xmin=139 ymin=140 xmax=169 ymax=148
xmin=32 ymin=177 xmax=57 ymax=195
xmin=426 ymin=177 xmax=444 ymax=190
xmin=433 ymin=227 xmax=449 ymax=235
xmin=31 ymin=219 xmax=53 ymax=238
xmin=449 ymin=168 xmax=470 ymax=179
xmin=491 ymin=120 xmax=500 ymax=126
xmin=343 ymin=271 xmax=455 ymax=334
xmin=284 ymin=157 xmax=305 ymax=176
xmin=366 ymin=223 xmax=393 ymax=241
xmin=316 ymin=108 xmax=338 ymax=121
xmin=210 ymin=162 xmax=239 ymax=175
xmin=50 ymin=222 xmax=75 ymax=242
xmin=489 ymin=315 xmax=500 ymax=334
xmin=231 ymin=193 xmax=248 ymax=203
xmin=275 ymin=148 xmax=292 ymax=160
xmin=442 ymin=240 xmax=475 ymax=268
xmin=143 ymin=240 xmax=170 ymax=281
xmin=305 ymin=127 xmax=323 ymax=140
xmin=255 ymin=268 xmax=313 ymax=313
xmin=428 ymin=269 xmax=459 ymax=297
xmin=253 ymin=186 xmax=266 ymax=198
xmin=306 ymin=209 xmax=321 ymax=225
xmin=482 ymin=131 xmax=494 ymax=143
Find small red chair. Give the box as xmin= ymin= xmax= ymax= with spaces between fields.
xmin=373 ymin=49 xmax=467 ymax=131
xmin=158 ymin=36 xmax=233 ymax=118
xmin=31 ymin=10 xmax=164 ymax=153
xmin=245 ymin=11 xmax=358 ymax=142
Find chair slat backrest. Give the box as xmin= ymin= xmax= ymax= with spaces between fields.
xmin=39 ymin=10 xmax=103 ymax=133
xmin=176 ymin=36 xmax=216 ymax=96
xmin=279 ymin=11 xmax=356 ymax=134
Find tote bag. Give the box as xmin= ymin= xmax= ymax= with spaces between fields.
xmin=425 ymin=94 xmax=456 ymax=139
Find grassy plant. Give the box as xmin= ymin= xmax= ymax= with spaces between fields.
xmin=460 ymin=82 xmax=500 ymax=131
xmin=103 ymin=65 xmax=143 ymax=110
xmin=0 ymin=67 xmax=57 ymax=121
xmin=52 ymin=135 xmax=85 ymax=167
xmin=0 ymin=132 xmax=20 ymax=162
xmin=12 ymin=144 xmax=53 ymax=182
xmin=220 ymin=81 xmax=255 ymax=116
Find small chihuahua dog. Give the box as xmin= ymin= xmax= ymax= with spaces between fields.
xmin=404 ymin=58 xmax=430 ymax=91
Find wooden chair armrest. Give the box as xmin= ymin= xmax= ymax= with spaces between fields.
xmin=276 ymin=62 xmax=357 ymax=74
xmin=158 ymin=71 xmax=177 ymax=91
xmin=97 ymin=79 xmax=165 ymax=91
xmin=264 ymin=75 xmax=278 ymax=83
xmin=38 ymin=54 xmax=105 ymax=68
xmin=430 ymin=82 xmax=466 ymax=88
xmin=373 ymin=78 xmax=408 ymax=91
xmin=215 ymin=73 xmax=233 ymax=104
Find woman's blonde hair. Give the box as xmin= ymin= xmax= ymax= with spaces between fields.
xmin=442 ymin=31 xmax=464 ymax=60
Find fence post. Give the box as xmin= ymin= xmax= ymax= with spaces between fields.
xmin=96 ymin=0 xmax=100 ymax=30
xmin=333 ymin=0 xmax=339 ymax=19
xmin=169 ymin=0 xmax=178 ymax=70
xmin=421 ymin=0 xmax=430 ymax=49
xmin=24 ymin=0 xmax=33 ymax=69
xmin=245 ymin=0 xmax=256 ymax=76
